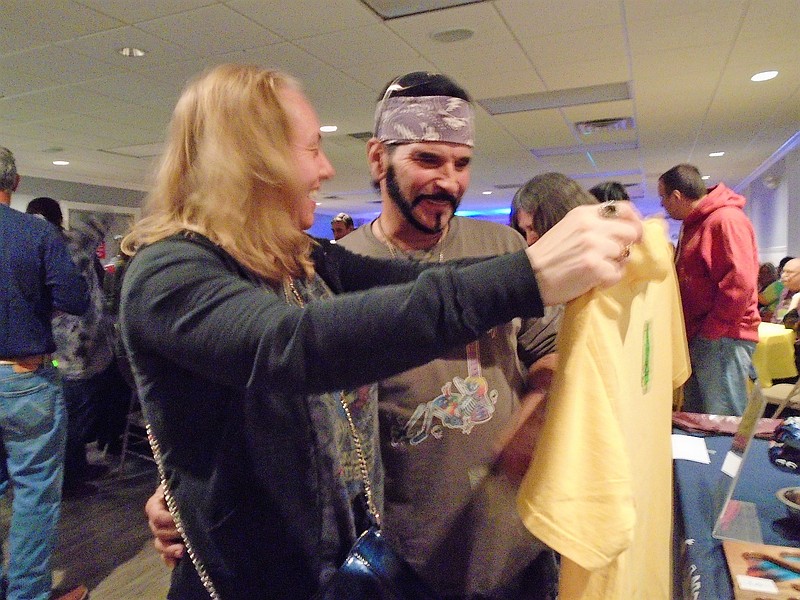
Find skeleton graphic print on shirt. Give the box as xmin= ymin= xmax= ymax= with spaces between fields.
xmin=392 ymin=340 xmax=498 ymax=445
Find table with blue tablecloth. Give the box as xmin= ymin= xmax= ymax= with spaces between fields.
xmin=673 ymin=434 xmax=800 ymax=599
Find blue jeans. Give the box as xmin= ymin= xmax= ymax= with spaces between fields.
xmin=683 ymin=336 xmax=756 ymax=416
xmin=0 ymin=364 xmax=67 ymax=600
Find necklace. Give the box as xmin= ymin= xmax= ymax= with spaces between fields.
xmin=284 ymin=277 xmax=305 ymax=307
xmin=375 ymin=217 xmax=447 ymax=264
xmin=281 ymin=277 xmax=375 ymax=520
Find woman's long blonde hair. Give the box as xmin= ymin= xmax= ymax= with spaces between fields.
xmin=121 ymin=64 xmax=315 ymax=282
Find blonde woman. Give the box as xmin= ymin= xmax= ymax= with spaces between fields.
xmin=120 ymin=64 xmax=641 ymax=599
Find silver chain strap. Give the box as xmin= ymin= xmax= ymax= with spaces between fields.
xmin=337 ymin=392 xmax=381 ymax=527
xmin=147 ymin=423 xmax=222 ymax=600
xmin=285 ymin=278 xmax=381 ymax=526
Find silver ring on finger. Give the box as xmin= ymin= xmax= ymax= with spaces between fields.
xmin=598 ymin=200 xmax=618 ymax=219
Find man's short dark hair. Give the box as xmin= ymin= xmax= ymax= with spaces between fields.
xmin=0 ymin=147 xmax=17 ymax=192
xmin=331 ymin=212 xmax=354 ymax=228
xmin=26 ymin=197 xmax=64 ymax=229
xmin=659 ymin=164 xmax=707 ymax=200
xmin=376 ymin=71 xmax=471 ymax=106
xmin=589 ymin=181 xmax=630 ymax=203
xmin=372 ymin=72 xmax=471 ymax=192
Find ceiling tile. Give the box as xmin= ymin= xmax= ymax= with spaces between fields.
xmin=75 ymin=0 xmax=214 ymax=24
xmin=522 ymin=25 xmax=627 ymax=68
xmin=295 ymin=26 xmax=418 ymax=70
xmin=0 ymin=46 xmax=122 ymax=89
xmin=495 ymin=109 xmax=577 ymax=148
xmin=623 ymin=0 xmax=747 ymax=22
xmin=0 ymin=0 xmax=794 ymax=219
xmin=137 ymin=4 xmax=281 ymax=56
xmin=497 ymin=0 xmax=622 ymax=35
xmin=0 ymin=0 xmax=123 ymax=54
xmin=58 ymin=25 xmax=191 ymax=71
xmin=0 ymin=67 xmax=59 ymax=99
xmin=227 ymin=0 xmax=378 ymax=39
xmin=386 ymin=2 xmax=510 ymax=55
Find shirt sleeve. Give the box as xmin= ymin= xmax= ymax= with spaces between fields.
xmin=789 ymin=292 xmax=800 ymax=313
xmin=700 ymin=215 xmax=758 ymax=335
xmin=44 ymin=229 xmax=90 ymax=316
xmin=516 ymin=305 xmax=562 ymax=367
xmin=121 ymin=236 xmax=545 ymax=397
xmin=759 ymin=280 xmax=782 ymax=306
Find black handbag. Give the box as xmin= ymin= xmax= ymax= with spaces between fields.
xmin=316 ymin=526 xmax=439 ymax=600
xmin=315 ymin=392 xmax=440 ymax=600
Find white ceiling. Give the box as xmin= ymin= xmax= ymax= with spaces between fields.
xmin=1 ymin=0 xmax=798 ymax=220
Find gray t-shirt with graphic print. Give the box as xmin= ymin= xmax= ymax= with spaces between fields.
xmin=339 ymin=216 xmax=559 ymax=598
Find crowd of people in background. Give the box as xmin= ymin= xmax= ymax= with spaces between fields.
xmin=0 ymin=59 xmax=792 ymax=600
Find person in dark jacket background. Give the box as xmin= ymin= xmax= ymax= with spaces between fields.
xmin=25 ymin=196 xmax=118 ymax=491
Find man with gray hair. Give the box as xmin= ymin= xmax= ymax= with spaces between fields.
xmin=0 ymin=147 xmax=90 ymax=600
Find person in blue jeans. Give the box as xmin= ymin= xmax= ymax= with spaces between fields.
xmin=659 ymin=163 xmax=760 ymax=416
xmin=0 ymin=147 xmax=90 ymax=600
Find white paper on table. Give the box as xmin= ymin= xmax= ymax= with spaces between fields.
xmin=720 ymin=452 xmax=742 ymax=478
xmin=671 ymin=434 xmax=711 ymax=464
xmin=736 ymin=575 xmax=778 ymax=594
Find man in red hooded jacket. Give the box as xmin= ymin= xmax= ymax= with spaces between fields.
xmin=659 ymin=163 xmax=760 ymax=416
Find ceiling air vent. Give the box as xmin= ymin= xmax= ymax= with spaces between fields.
xmin=575 ymin=117 xmax=634 ymax=135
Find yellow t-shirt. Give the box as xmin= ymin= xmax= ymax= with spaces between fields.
xmin=517 ymin=218 xmax=691 ymax=599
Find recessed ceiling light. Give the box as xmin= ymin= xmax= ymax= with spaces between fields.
xmin=702 ymin=175 xmax=710 ymax=180
xmin=118 ymin=47 xmax=146 ymax=58
xmin=751 ymin=70 xmax=778 ymax=82
xmin=320 ymin=125 xmax=338 ymax=133
xmin=482 ymin=191 xmax=492 ymax=195
xmin=52 ymin=160 xmax=69 ymax=166
xmin=430 ymin=28 xmax=474 ymax=43
xmin=709 ymin=151 xmax=725 ymax=157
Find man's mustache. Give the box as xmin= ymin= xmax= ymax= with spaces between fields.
xmin=412 ymin=193 xmax=458 ymax=208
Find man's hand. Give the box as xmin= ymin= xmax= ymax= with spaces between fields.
xmin=494 ymin=353 xmax=557 ymax=485
xmin=146 ymin=484 xmax=184 ymax=567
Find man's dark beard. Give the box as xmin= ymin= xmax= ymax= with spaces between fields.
xmin=385 ymin=165 xmax=460 ymax=235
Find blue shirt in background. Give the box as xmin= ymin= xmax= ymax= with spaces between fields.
xmin=0 ymin=203 xmax=89 ymax=357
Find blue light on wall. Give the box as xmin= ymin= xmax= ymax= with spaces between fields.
xmin=454 ymin=207 xmax=511 ymax=217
